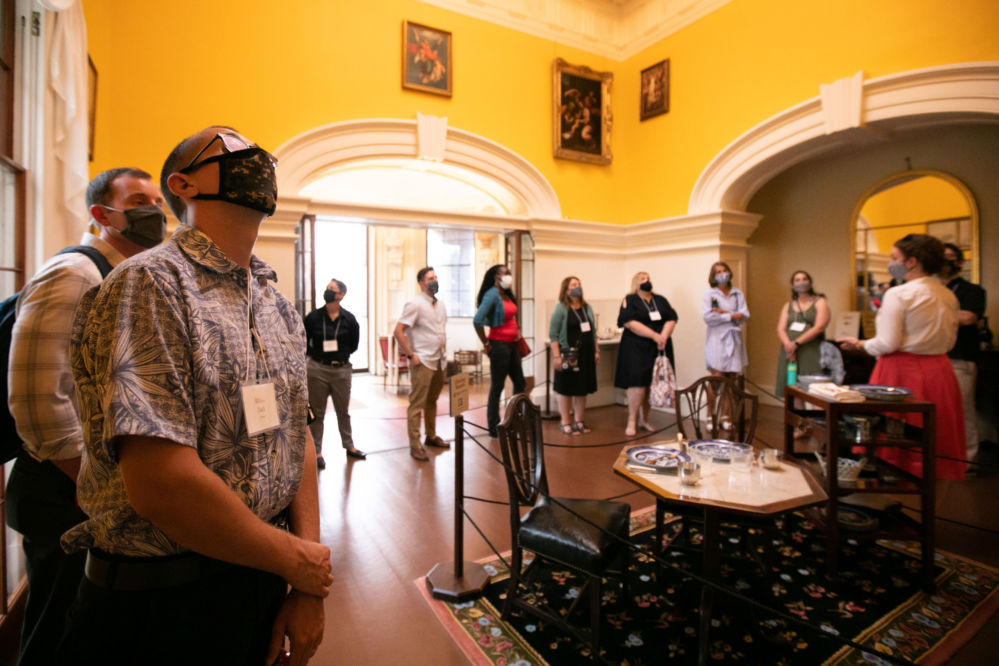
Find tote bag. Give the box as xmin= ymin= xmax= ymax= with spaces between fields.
xmin=649 ymin=352 xmax=676 ymax=409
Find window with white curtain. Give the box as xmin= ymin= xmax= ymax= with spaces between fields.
xmin=427 ymin=228 xmax=474 ymax=317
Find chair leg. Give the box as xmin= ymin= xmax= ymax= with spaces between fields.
xmin=655 ymin=499 xmax=665 ymax=554
xmin=502 ymin=547 xmax=522 ymax=620
xmin=589 ymin=575 xmax=602 ymax=658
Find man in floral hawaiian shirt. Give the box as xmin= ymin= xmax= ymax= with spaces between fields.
xmin=58 ymin=127 xmax=329 ymax=666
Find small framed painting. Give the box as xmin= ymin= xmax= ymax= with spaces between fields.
xmin=402 ymin=20 xmax=452 ymax=97
xmin=552 ymin=58 xmax=612 ymax=165
xmin=640 ymin=59 xmax=669 ymax=121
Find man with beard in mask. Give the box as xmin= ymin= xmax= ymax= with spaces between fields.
xmin=304 ymin=278 xmax=364 ymax=468
xmin=393 ymin=266 xmax=449 ymax=461
xmin=942 ymin=242 xmax=986 ymax=467
xmin=57 ymin=127 xmax=329 ymax=666
xmin=5 ymin=167 xmax=166 ymax=666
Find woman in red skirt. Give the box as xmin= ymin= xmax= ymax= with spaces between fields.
xmin=839 ymin=233 xmax=966 ymax=479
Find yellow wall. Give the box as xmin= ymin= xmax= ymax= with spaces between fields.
xmin=82 ymin=0 xmax=999 ymax=225
xmin=614 ymin=0 xmax=999 ymax=222
xmin=860 ymin=176 xmax=971 ymax=253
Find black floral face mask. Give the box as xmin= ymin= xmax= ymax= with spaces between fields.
xmin=180 ymin=141 xmax=278 ymax=216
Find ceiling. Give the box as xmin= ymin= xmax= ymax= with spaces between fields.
xmin=418 ymin=0 xmax=733 ymax=61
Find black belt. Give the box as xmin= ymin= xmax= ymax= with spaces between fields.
xmin=85 ymin=509 xmax=291 ymax=591
xmin=311 ymin=357 xmax=347 ymax=367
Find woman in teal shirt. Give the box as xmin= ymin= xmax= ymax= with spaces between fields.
xmin=549 ymin=276 xmax=598 ymax=435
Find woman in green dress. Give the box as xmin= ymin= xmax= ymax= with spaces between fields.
xmin=776 ymin=270 xmax=830 ymax=398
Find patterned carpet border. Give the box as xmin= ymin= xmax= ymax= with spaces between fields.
xmin=416 ymin=507 xmax=999 ymax=665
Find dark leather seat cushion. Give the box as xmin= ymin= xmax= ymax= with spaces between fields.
xmin=519 ymin=496 xmax=630 ymax=573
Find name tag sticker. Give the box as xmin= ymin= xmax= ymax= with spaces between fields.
xmin=323 ymin=340 xmax=339 ymax=352
xmin=649 ymin=311 xmax=662 ymax=322
xmin=580 ymin=321 xmax=592 ymax=332
xmin=789 ymin=321 xmax=807 ymax=332
xmin=242 ymin=382 xmax=280 ymax=436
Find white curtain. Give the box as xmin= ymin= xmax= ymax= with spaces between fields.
xmin=41 ymin=0 xmax=89 ymax=249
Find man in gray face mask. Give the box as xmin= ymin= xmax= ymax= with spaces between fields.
xmin=5 ymin=167 xmax=165 ymax=666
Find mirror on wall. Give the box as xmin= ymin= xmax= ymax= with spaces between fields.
xmin=852 ymin=171 xmax=978 ymax=313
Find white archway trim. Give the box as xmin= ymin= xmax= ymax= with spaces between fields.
xmin=273 ymin=118 xmax=562 ymax=219
xmin=689 ymin=61 xmax=999 ymax=214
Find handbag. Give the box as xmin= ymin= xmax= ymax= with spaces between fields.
xmin=649 ymin=351 xmax=676 ymax=409
xmin=517 ymin=336 xmax=531 ymax=358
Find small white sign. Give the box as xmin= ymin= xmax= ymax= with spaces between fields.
xmin=323 ymin=340 xmax=339 ymax=352
xmin=449 ymin=373 xmax=469 ymax=417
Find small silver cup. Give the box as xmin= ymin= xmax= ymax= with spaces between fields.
xmin=761 ymin=448 xmax=782 ymax=469
xmin=679 ymin=461 xmax=701 ymax=486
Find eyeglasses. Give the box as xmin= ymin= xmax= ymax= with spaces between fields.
xmin=180 ymin=133 xmax=277 ymax=173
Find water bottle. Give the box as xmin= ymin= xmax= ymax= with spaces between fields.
xmin=786 ymin=360 xmax=798 ymax=386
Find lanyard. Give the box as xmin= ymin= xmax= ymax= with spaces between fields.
xmin=322 ymin=311 xmax=343 ymax=342
xmin=639 ymin=294 xmax=658 ymax=315
xmin=245 ymin=274 xmax=272 ymax=384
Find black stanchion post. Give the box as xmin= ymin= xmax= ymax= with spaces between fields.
xmin=540 ymin=342 xmax=559 ymax=420
xmin=426 ymin=412 xmax=490 ymax=600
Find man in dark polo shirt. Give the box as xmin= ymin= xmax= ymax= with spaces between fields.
xmin=942 ymin=243 xmax=986 ymax=466
xmin=304 ymin=277 xmax=364 ymax=468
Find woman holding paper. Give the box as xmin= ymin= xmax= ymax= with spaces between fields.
xmin=776 ymin=270 xmax=830 ymax=398
xmin=838 ymin=234 xmax=965 ymax=479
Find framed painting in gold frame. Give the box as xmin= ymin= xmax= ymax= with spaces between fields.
xmin=552 ymin=58 xmax=612 ymax=165
xmin=640 ymin=59 xmax=669 ymax=121
xmin=402 ymin=20 xmax=452 ymax=97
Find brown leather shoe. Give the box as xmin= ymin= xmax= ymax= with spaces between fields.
xmin=410 ymin=445 xmax=429 ymax=461
xmin=425 ymin=435 xmax=449 ymax=449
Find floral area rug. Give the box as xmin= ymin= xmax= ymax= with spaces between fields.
xmin=418 ymin=507 xmax=999 ymax=665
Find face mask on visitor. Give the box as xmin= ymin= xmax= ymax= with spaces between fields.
xmin=568 ymin=286 xmax=582 ymax=299
xmin=103 ymin=204 xmax=167 ymax=248
xmin=181 ymin=147 xmax=278 ymax=216
xmin=639 ymin=280 xmax=653 ymax=292
xmin=427 ymin=280 xmax=440 ymax=295
xmin=499 ymin=275 xmax=513 ymax=290
xmin=792 ymin=281 xmax=811 ymax=294
xmin=887 ymin=261 xmax=908 ymax=283
xmin=323 ymin=289 xmax=339 ymax=303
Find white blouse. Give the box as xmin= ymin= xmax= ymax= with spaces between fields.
xmin=863 ymin=276 xmax=958 ymax=357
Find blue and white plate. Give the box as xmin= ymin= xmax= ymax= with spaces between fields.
xmin=625 ymin=446 xmax=690 ymax=469
xmin=849 ymin=384 xmax=913 ymax=401
xmin=689 ymin=439 xmax=753 ymax=461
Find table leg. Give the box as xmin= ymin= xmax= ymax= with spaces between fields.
xmin=698 ymin=508 xmax=720 ymax=666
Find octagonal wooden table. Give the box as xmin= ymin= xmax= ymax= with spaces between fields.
xmin=613 ymin=440 xmax=827 ymax=666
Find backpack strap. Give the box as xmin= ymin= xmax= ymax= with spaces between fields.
xmin=57 ymin=245 xmax=114 ymax=279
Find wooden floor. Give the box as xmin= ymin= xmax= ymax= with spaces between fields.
xmin=313 ymin=374 xmax=999 ymax=665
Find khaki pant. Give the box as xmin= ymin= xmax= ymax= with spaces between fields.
xmin=306 ymin=359 xmax=353 ymax=454
xmin=408 ymin=362 xmax=445 ymax=449
xmin=950 ymin=359 xmax=978 ymax=462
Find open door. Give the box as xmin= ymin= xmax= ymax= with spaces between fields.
xmin=295 ymin=214 xmax=316 ymax=318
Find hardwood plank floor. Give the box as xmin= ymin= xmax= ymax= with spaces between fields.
xmin=312 ymin=374 xmax=999 ymax=665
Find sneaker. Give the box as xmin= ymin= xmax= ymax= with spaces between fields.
xmin=410 ymin=446 xmax=429 ymax=461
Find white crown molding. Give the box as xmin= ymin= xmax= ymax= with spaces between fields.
xmin=273 ymin=117 xmax=562 ymax=219
xmin=530 ymin=210 xmax=760 ymax=257
xmin=689 ymin=61 xmax=999 ymax=215
xmin=417 ymin=0 xmax=733 ymax=61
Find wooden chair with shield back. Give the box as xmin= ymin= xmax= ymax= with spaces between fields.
xmin=497 ymin=394 xmax=631 ymax=659
xmin=656 ymin=375 xmax=760 ymax=554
